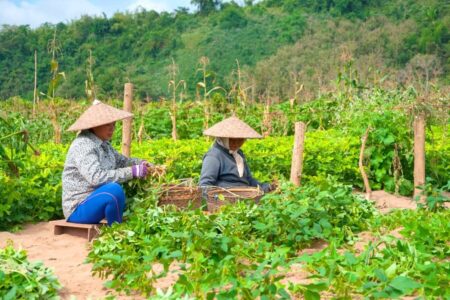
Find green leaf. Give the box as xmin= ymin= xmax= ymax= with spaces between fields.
xmin=382 ymin=134 xmax=395 ymax=145
xmin=389 ymin=276 xmax=421 ymax=293
xmin=344 ymin=251 xmax=357 ymax=265
xmin=304 ymin=290 xmax=320 ymax=300
xmin=374 ymin=269 xmax=387 ymax=282
xmin=169 ymin=250 xmax=182 ymax=258
xmin=385 ymin=262 xmax=397 ymax=278
xmin=304 ymin=282 xmax=328 ymax=292
xmin=45 ymin=206 xmax=55 ymax=212
xmin=278 ymin=288 xmax=291 ymax=299
xmin=4 ymin=286 xmax=17 ymax=300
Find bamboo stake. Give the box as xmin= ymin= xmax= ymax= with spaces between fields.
xmin=33 ymin=50 xmax=37 ymax=118
xmin=122 ymin=83 xmax=133 ymax=157
xmin=290 ymin=122 xmax=306 ymax=186
xmin=393 ymin=143 xmax=402 ymax=195
xmin=359 ymin=127 xmax=372 ymax=199
xmin=413 ymin=113 xmax=426 ymax=202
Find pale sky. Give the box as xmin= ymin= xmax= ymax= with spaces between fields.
xmin=0 ymin=0 xmax=197 ymax=28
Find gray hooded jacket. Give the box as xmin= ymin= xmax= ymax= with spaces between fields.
xmin=199 ymin=142 xmax=269 ymax=191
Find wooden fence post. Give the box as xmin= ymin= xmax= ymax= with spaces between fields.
xmin=359 ymin=127 xmax=372 ymax=199
xmin=290 ymin=122 xmax=306 ymax=186
xmin=33 ymin=50 xmax=37 ymax=118
xmin=413 ymin=113 xmax=426 ymax=202
xmin=122 ymin=83 xmax=133 ymax=157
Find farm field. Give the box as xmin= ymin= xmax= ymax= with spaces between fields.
xmin=1 ymin=0 xmax=449 ymax=298
xmin=1 ymin=191 xmax=443 ymax=299
xmin=1 ymin=87 xmax=449 ymax=299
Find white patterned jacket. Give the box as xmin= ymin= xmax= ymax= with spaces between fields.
xmin=62 ymin=130 xmax=141 ymax=218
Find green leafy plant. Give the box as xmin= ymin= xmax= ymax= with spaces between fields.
xmin=87 ymin=180 xmax=374 ymax=298
xmin=0 ymin=242 xmax=61 ymax=299
xmin=415 ymin=179 xmax=450 ymax=212
xmin=0 ymin=113 xmax=40 ymax=177
xmin=293 ymin=208 xmax=450 ymax=299
xmin=0 ymin=143 xmax=65 ymax=230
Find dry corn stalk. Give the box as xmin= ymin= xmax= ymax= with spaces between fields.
xmin=262 ymin=103 xmax=272 ymax=137
xmin=137 ymin=119 xmax=145 ymax=145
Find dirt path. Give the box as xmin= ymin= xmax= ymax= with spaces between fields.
xmin=0 ymin=190 xmax=423 ymax=299
xmin=359 ymin=190 xmax=418 ymax=213
xmin=0 ymin=222 xmax=120 ymax=299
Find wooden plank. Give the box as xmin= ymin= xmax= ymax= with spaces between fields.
xmin=51 ymin=219 xmax=105 ymax=241
xmin=51 ymin=220 xmax=97 ymax=229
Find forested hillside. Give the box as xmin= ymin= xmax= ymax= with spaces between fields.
xmin=0 ymin=0 xmax=448 ymax=101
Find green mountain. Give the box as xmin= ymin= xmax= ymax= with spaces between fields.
xmin=0 ymin=0 xmax=448 ymax=101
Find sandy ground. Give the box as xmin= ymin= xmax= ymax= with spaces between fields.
xmin=0 ymin=190 xmax=432 ymax=299
xmin=0 ymin=222 xmax=122 ymax=299
xmin=363 ymin=190 xmax=417 ymax=213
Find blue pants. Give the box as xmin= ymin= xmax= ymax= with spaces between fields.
xmin=68 ymin=182 xmax=126 ymax=226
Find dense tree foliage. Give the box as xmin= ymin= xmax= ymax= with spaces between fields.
xmin=191 ymin=0 xmax=222 ymax=14
xmin=0 ymin=0 xmax=448 ymax=101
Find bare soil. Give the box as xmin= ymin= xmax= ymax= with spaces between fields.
xmin=0 ymin=222 xmax=145 ymax=299
xmin=366 ymin=190 xmax=417 ymax=213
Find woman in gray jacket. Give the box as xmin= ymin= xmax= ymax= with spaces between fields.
xmin=63 ymin=100 xmax=151 ymax=225
xmin=199 ymin=116 xmax=271 ymax=193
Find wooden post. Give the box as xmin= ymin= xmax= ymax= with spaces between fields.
xmin=393 ymin=143 xmax=401 ymax=195
xmin=122 ymin=83 xmax=133 ymax=157
xmin=33 ymin=49 xmax=37 ymax=118
xmin=290 ymin=122 xmax=306 ymax=186
xmin=413 ymin=113 xmax=426 ymax=201
xmin=359 ymin=127 xmax=371 ymax=199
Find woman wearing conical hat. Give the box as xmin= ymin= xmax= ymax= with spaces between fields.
xmin=62 ymin=100 xmax=152 ymax=226
xmin=199 ymin=116 xmax=273 ymax=193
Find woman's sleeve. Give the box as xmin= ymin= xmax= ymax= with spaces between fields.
xmin=112 ymin=146 xmax=142 ymax=167
xmin=77 ymin=146 xmax=133 ymax=186
xmin=199 ymin=155 xmax=220 ymax=186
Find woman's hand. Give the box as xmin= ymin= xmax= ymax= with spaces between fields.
xmin=261 ymin=182 xmax=277 ymax=193
xmin=143 ymin=160 xmax=154 ymax=168
xmin=132 ymin=162 xmax=148 ymax=178
xmin=140 ymin=160 xmax=167 ymax=178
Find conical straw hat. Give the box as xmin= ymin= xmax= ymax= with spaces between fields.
xmin=203 ymin=116 xmax=262 ymax=139
xmin=67 ymin=100 xmax=133 ymax=132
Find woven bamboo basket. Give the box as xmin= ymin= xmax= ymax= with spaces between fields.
xmin=158 ymin=181 xmax=202 ymax=209
xmin=206 ymin=187 xmax=264 ymax=212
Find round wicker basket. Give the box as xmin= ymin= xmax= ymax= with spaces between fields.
xmin=206 ymin=187 xmax=264 ymax=212
xmin=158 ymin=183 xmax=202 ymax=210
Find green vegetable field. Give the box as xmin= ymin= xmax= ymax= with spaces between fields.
xmin=1 ymin=0 xmax=449 ymax=298
xmin=1 ymin=85 xmax=448 ymax=299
